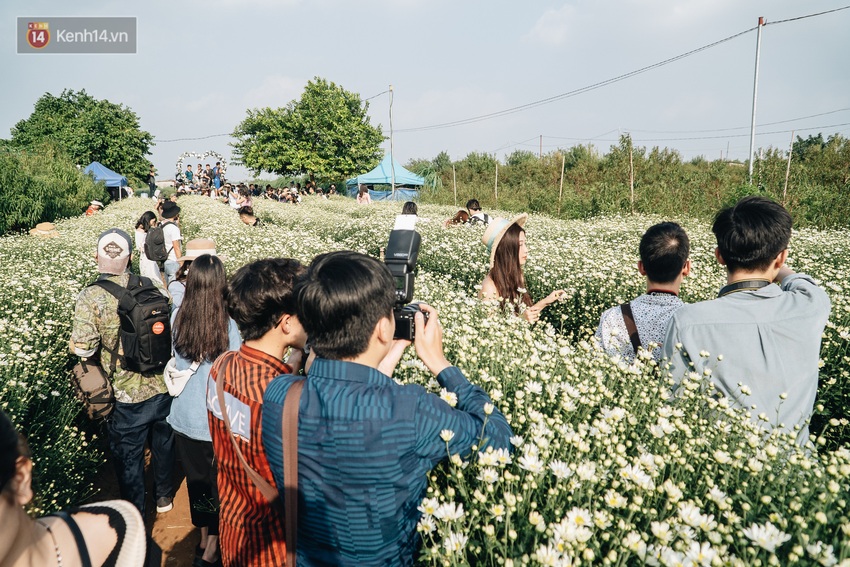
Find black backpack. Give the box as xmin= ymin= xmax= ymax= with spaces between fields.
xmin=144 ymin=223 xmax=171 ymax=263
xmin=93 ymin=275 xmax=172 ymax=374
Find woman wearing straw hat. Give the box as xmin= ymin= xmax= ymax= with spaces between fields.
xmin=480 ymin=214 xmax=566 ymax=323
xmin=169 ymin=238 xmax=220 ymax=311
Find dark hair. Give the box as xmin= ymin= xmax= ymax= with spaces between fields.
xmin=238 ymin=206 xmax=255 ymax=216
xmin=173 ymin=255 xmax=230 ymax=362
xmin=490 ymin=223 xmax=532 ymax=312
xmin=174 ymin=261 xmax=191 ymax=283
xmin=448 ymin=210 xmax=470 ymax=225
xmin=466 ymin=199 xmax=481 ymax=211
xmin=296 ymin=251 xmax=395 ymax=360
xmin=639 ymin=222 xmax=690 ymax=283
xmin=0 ymin=411 xmax=19 ymax=492
xmin=226 ymin=258 xmax=305 ymax=341
xmin=712 ymin=196 xmax=792 ymax=272
xmin=402 ymin=201 xmax=418 ymax=215
xmin=0 ymin=411 xmax=29 ymax=494
xmin=358 ymin=185 xmax=368 ymax=196
xmin=135 ymin=211 xmax=158 ymax=232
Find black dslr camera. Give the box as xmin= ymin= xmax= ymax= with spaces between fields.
xmin=384 ymin=219 xmax=427 ymax=341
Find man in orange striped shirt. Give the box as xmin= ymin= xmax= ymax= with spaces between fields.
xmin=207 ymin=258 xmax=307 ymax=566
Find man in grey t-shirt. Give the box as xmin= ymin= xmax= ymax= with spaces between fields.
xmin=662 ymin=196 xmax=830 ymax=445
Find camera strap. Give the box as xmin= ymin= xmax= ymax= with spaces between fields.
xmin=718 ymin=279 xmax=771 ymax=298
xmin=620 ymin=302 xmax=642 ymax=356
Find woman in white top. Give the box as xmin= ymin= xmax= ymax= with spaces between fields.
xmin=134 ymin=211 xmax=164 ymax=285
xmin=479 ymin=214 xmax=565 ymax=323
xmin=0 ymin=409 xmax=147 ymax=567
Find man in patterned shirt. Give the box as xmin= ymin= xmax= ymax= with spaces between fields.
xmin=71 ymin=228 xmax=175 ymax=517
xmin=595 ymin=222 xmax=691 ymax=363
xmin=207 ymin=258 xmax=307 ymax=567
xmin=263 ymin=251 xmax=513 ymax=566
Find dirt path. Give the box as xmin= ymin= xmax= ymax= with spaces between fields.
xmin=91 ymin=451 xmax=200 ymax=566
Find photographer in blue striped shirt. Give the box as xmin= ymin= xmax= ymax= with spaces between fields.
xmin=263 ymin=250 xmax=513 ymax=566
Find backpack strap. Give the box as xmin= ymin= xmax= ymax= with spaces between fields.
xmin=89 ymin=278 xmax=130 ymax=375
xmin=620 ymin=302 xmax=642 ymax=356
xmin=214 ymin=353 xmax=280 ymax=505
xmin=283 ymin=379 xmax=305 ymax=567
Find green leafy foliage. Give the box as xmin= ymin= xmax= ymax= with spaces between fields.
xmin=9 ymin=89 xmax=153 ymax=181
xmin=231 ymin=77 xmax=384 ymax=181
xmin=0 ymin=144 xmax=107 ymax=233
xmin=416 ymin=133 xmax=850 ymax=229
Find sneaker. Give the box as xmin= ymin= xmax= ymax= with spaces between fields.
xmin=156 ymin=496 xmax=173 ymax=513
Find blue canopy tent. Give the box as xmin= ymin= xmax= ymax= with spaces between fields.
xmin=84 ymin=162 xmax=129 ymax=200
xmin=345 ymin=156 xmax=425 ymax=201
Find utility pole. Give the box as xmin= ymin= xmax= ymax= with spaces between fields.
xmin=389 ymin=84 xmax=396 ymax=197
xmin=748 ymin=16 xmax=765 ymax=184
xmin=539 ymin=135 xmax=543 ymax=159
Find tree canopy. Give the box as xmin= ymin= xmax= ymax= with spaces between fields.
xmin=9 ymin=89 xmax=153 ymax=182
xmin=231 ymin=77 xmax=384 ymax=180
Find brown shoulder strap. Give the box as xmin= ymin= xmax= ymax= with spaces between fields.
xmin=214 ymin=352 xmax=279 ymax=504
xmin=620 ymin=302 xmax=642 ymax=356
xmin=283 ymin=379 xmax=305 ymax=567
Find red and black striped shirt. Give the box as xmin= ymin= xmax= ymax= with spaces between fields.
xmin=208 ymin=345 xmax=291 ymax=567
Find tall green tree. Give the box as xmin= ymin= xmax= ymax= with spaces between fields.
xmin=9 ymin=89 xmax=153 ymax=181
xmin=231 ymin=77 xmax=384 ymax=180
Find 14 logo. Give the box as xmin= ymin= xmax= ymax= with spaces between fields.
xmin=27 ymin=22 xmax=50 ymax=49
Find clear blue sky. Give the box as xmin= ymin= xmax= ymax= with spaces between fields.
xmin=2 ymin=0 xmax=849 ymax=182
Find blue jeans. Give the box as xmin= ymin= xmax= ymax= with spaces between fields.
xmin=106 ymin=393 xmax=175 ymax=516
xmin=163 ymin=260 xmax=179 ymax=285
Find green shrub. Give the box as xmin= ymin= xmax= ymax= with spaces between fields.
xmin=0 ymin=144 xmax=107 ymax=234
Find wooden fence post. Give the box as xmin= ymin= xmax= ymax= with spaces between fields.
xmin=494 ymin=162 xmax=499 ymax=202
xmin=783 ymin=130 xmax=795 ymax=206
xmin=558 ymin=153 xmax=565 ymax=217
xmin=452 ymin=164 xmax=457 ymax=207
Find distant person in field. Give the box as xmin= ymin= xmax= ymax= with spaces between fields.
xmin=185 ymin=165 xmax=194 ymax=187
xmin=213 ymin=161 xmax=222 ymax=190
xmin=356 ymin=184 xmax=372 ymax=205
xmin=444 ymin=209 xmax=470 ymax=227
xmin=466 ymin=199 xmax=490 ymax=225
xmin=147 ymin=166 xmax=157 ymax=195
xmin=86 ymin=200 xmax=103 ymax=216
xmin=160 ymin=201 xmax=183 ymax=285
xmin=595 ymin=222 xmax=690 ymax=363
xmin=479 ymin=214 xmax=565 ymax=323
xmin=135 ymin=210 xmax=164 ymax=285
xmin=663 ymin=196 xmax=831 ymax=444
xmin=238 ymin=206 xmax=261 ymax=227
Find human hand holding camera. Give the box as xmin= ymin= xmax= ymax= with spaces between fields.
xmin=413 ymin=303 xmax=450 ymax=376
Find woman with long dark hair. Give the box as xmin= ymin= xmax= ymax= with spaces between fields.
xmin=167 ymin=254 xmax=241 ymax=567
xmin=480 ymin=214 xmax=565 ymax=323
xmin=135 ymin=210 xmax=163 ymax=284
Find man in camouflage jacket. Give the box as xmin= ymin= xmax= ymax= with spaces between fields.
xmin=71 ymin=228 xmax=175 ymax=516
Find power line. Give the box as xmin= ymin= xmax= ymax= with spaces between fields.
xmin=766 ymin=4 xmax=850 ymax=25
xmin=364 ymin=89 xmax=390 ymax=102
xmin=397 ymin=26 xmax=756 ymax=133
xmin=157 ymin=133 xmax=231 ymax=143
xmin=622 ymin=107 xmax=850 ymax=135
xmin=397 ymin=5 xmax=850 ymax=134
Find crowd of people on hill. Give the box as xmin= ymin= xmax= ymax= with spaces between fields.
xmin=3 ymin=193 xmax=831 ymax=566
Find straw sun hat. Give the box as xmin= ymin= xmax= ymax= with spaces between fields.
xmin=481 ymin=213 xmax=528 ymax=269
xmin=29 ymin=222 xmax=59 ymax=237
xmin=176 ymin=238 xmax=220 ymax=264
